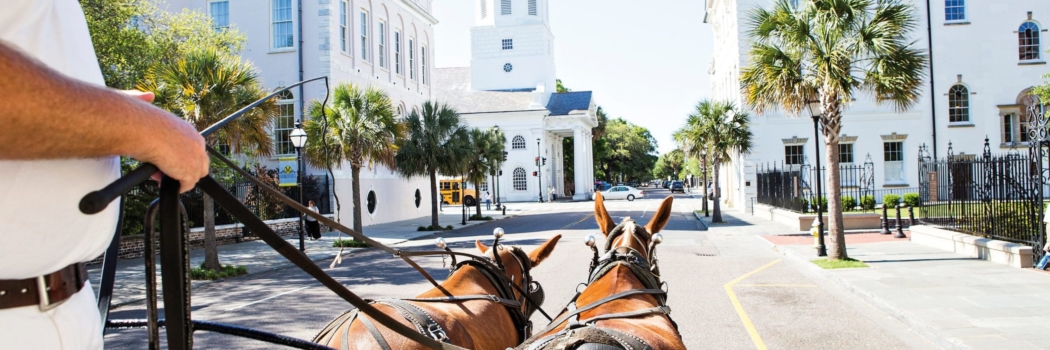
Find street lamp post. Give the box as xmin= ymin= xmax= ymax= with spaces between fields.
xmin=806 ymin=100 xmax=828 ymax=257
xmin=494 ymin=125 xmax=502 ymax=210
xmin=702 ymin=151 xmax=710 ymax=217
xmin=289 ymin=122 xmax=308 ymax=253
xmin=536 ymin=138 xmax=543 ymax=203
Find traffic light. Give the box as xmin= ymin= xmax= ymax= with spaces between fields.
xmin=532 ymin=171 xmax=538 ymax=177
xmin=535 ymin=157 xmax=540 ymax=166
xmin=542 ymin=157 xmax=547 ymax=166
xmin=502 ymin=151 xmax=508 ymax=161
xmin=498 ymin=170 xmax=503 ymax=176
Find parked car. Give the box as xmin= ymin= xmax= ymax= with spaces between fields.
xmin=670 ymin=181 xmax=685 ymax=193
xmin=662 ymin=181 xmax=671 ymax=189
xmin=594 ymin=186 xmax=645 ymax=201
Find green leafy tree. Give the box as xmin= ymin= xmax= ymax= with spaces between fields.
xmin=395 ymin=102 xmax=471 ymax=227
xmin=600 ymin=119 xmax=658 ymax=183
xmin=740 ymin=0 xmax=927 ymax=259
xmin=682 ymin=100 xmax=753 ymax=223
xmin=303 ymin=83 xmax=400 ymax=234
xmin=139 ymin=48 xmax=276 ymax=271
xmin=81 ymin=0 xmax=245 ymax=89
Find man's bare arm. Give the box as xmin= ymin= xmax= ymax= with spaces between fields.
xmin=0 ymin=42 xmax=208 ymax=192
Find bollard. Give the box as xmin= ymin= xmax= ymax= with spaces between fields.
xmin=894 ymin=204 xmax=907 ymax=238
xmin=502 ymin=206 xmax=506 ymax=216
xmin=881 ymin=204 xmax=892 ymax=235
xmin=908 ymin=206 xmax=916 ymax=227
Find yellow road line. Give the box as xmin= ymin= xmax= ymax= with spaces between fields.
xmin=735 ymin=284 xmax=817 ymax=288
xmin=561 ymin=214 xmax=594 ymax=230
xmin=724 ymin=259 xmax=781 ymax=350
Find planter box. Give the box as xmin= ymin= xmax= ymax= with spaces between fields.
xmin=910 ymin=225 xmax=1033 ymax=268
xmin=752 ymin=203 xmax=883 ymax=231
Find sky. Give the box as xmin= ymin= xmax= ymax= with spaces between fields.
xmin=433 ymin=0 xmax=714 ymax=155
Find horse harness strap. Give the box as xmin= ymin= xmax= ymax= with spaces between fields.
xmin=401 ymin=294 xmax=522 ymax=308
xmin=376 ymin=300 xmax=451 ymax=343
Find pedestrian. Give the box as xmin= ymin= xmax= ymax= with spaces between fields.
xmin=484 ymin=191 xmax=492 ymax=211
xmin=0 ymin=1 xmax=210 ymax=348
xmin=306 ymin=200 xmax=322 ymax=240
xmin=549 ymin=186 xmax=556 ymax=202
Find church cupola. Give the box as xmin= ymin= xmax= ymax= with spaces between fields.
xmin=470 ymin=0 xmax=556 ymax=92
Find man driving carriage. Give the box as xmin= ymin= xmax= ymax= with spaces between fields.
xmin=0 ymin=1 xmax=209 ymax=348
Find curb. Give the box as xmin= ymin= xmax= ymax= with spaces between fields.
xmin=759 ymin=237 xmax=971 ymax=350
xmin=692 ymin=211 xmax=709 ymax=231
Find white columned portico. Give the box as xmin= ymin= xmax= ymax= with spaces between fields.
xmin=573 ymin=128 xmax=589 ymax=200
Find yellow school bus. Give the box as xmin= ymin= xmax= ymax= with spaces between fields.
xmin=439 ymin=178 xmax=478 ymax=206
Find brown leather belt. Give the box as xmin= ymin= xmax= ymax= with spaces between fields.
xmin=0 ymin=263 xmax=89 ymax=311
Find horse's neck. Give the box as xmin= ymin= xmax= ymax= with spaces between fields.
xmin=417 ymin=265 xmax=503 ymax=298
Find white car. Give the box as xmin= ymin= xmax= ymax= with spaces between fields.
xmin=595 ymin=186 xmax=645 ymax=201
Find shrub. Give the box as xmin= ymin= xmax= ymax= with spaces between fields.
xmin=417 ymin=226 xmax=428 ymax=231
xmin=841 ymin=196 xmax=857 ymax=211
xmin=800 ymin=198 xmax=810 ymax=213
xmin=860 ymin=195 xmax=876 ymax=210
xmin=811 ymin=197 xmax=828 ymax=212
xmin=445 ymin=225 xmax=454 ymax=230
xmin=883 ymin=194 xmax=901 ymax=207
xmin=333 ymin=239 xmax=369 ymax=248
xmin=469 ymin=214 xmax=493 ymax=221
xmin=190 ymin=264 xmax=248 ymax=280
xmin=903 ymin=193 xmax=921 ymax=208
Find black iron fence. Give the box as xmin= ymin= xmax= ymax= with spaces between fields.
xmin=917 ymin=139 xmax=1046 ymax=259
xmin=756 ymin=156 xmax=878 ymax=213
xmin=120 ymin=166 xmax=332 ymax=236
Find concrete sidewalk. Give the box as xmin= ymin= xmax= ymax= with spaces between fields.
xmin=738 ymin=212 xmax=1050 ymax=349
xmin=88 ymin=206 xmax=526 ymax=308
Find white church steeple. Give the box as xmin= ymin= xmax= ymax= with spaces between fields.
xmin=470 ymin=0 xmax=556 ymax=93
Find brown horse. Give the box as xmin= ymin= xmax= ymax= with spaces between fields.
xmin=518 ymin=193 xmax=685 ymax=350
xmin=313 ymin=234 xmax=562 ymax=350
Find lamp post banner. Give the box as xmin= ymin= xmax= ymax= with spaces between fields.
xmin=278 ymin=156 xmax=299 ymax=187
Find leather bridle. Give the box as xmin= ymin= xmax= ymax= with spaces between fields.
xmin=517 ymin=220 xmax=672 ymax=350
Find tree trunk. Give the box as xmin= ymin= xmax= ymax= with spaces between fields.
xmin=712 ymin=161 xmax=723 ymax=223
xmin=430 ymin=169 xmax=440 ymax=228
xmin=351 ymin=165 xmax=363 ymax=234
xmin=474 ymin=180 xmax=482 ymax=217
xmin=825 ymin=138 xmax=848 ymax=260
xmin=202 ymin=192 xmax=221 ymax=271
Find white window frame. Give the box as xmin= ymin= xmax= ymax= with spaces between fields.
xmin=394 ymin=31 xmax=402 ymax=75
xmin=944 ymin=0 xmax=965 ymax=22
xmin=502 ymin=39 xmax=513 ymax=50
xmin=784 ymin=145 xmax=805 ymax=166
xmin=340 ymin=0 xmax=349 ymax=53
xmin=274 ymin=92 xmax=296 ymax=156
xmin=409 ymin=38 xmax=415 ymax=80
xmin=839 ymin=143 xmax=854 ymax=164
xmin=883 ymin=141 xmax=906 ymax=185
xmin=271 ymin=0 xmax=294 ymax=50
xmin=209 ymin=0 xmax=229 ymax=30
xmin=513 ymin=167 xmax=527 ymax=191
xmin=421 ymin=44 xmax=428 ymax=85
xmin=528 ymin=0 xmax=537 ymax=15
xmin=1019 ymin=22 xmax=1042 ymax=62
xmin=378 ymin=21 xmax=387 ymax=69
xmin=511 ymin=135 xmax=526 ymax=149
xmin=948 ymin=84 xmax=970 ymax=123
xmin=360 ymin=10 xmax=370 ymax=62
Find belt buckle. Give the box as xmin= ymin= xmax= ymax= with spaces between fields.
xmin=36 ymin=276 xmax=65 ymax=312
xmin=427 ymin=324 xmax=449 ymax=342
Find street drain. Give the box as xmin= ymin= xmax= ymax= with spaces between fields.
xmin=695 ymin=253 xmax=717 ymax=257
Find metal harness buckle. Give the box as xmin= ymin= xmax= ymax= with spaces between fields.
xmin=36 ymin=276 xmax=65 ymax=312
xmin=427 ymin=323 xmax=449 ymax=342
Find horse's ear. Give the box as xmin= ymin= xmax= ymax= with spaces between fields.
xmin=645 ymin=196 xmax=675 ymax=234
xmin=594 ymin=192 xmax=616 ymax=236
xmin=475 ymin=240 xmax=489 ymax=254
xmin=528 ymin=234 xmax=561 ymax=267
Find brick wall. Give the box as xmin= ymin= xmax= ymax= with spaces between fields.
xmin=87 ymin=216 xmax=334 ymax=265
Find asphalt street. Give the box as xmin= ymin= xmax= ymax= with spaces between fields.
xmin=102 ymin=188 xmax=937 ymax=349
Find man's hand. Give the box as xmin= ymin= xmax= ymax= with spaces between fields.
xmin=119 ymin=90 xmax=209 ymax=193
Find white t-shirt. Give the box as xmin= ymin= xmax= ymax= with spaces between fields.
xmin=0 ymin=1 xmax=117 ymax=348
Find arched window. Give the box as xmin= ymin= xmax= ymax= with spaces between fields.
xmin=1019 ymin=22 xmax=1041 ymax=61
xmin=948 ymin=85 xmax=969 ymax=123
xmin=513 ymin=167 xmax=527 ymax=191
xmin=944 ymin=0 xmax=965 ymax=21
xmin=274 ymin=90 xmax=296 ymax=155
xmin=511 ymin=135 xmax=526 ymax=149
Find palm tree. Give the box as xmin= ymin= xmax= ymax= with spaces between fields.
xmin=683 ymin=100 xmax=753 ymax=223
xmin=395 ymin=101 xmax=471 ymax=228
xmin=464 ymin=129 xmax=491 ymax=216
xmin=740 ymin=0 xmax=926 ymax=259
xmin=139 ymin=48 xmax=277 ymax=271
xmin=303 ymin=83 xmax=400 ymax=234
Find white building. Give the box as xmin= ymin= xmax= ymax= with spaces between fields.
xmin=434 ymin=0 xmax=598 ymax=202
xmin=705 ymin=0 xmax=1050 ymax=212
xmin=166 ymin=0 xmax=440 ymax=227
